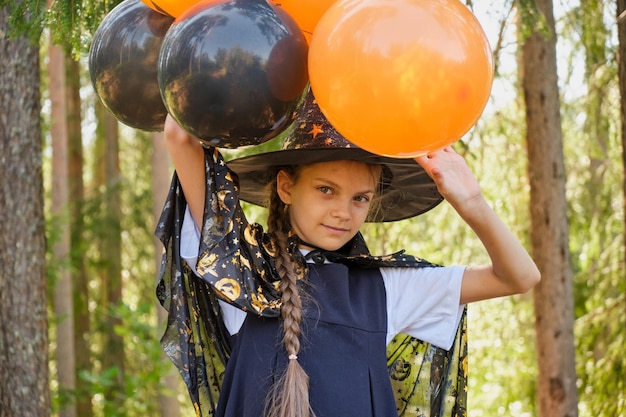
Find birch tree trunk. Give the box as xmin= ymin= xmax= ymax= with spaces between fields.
xmin=520 ymin=0 xmax=579 ymax=415
xmin=0 ymin=5 xmax=50 ymax=417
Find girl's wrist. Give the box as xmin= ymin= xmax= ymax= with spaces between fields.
xmin=453 ymin=194 xmax=493 ymax=226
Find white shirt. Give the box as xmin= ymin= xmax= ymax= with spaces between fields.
xmin=181 ymin=207 xmax=465 ymax=350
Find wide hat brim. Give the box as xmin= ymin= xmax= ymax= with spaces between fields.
xmin=225 ymin=89 xmax=443 ymax=222
xmin=227 ymin=147 xmax=443 ymax=222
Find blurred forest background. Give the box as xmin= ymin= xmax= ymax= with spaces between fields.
xmin=0 ymin=0 xmax=624 ymax=417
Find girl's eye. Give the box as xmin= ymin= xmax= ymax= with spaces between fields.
xmin=318 ymin=186 xmax=332 ymax=194
xmin=354 ymin=195 xmax=371 ymax=203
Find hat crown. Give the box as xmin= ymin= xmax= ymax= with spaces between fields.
xmin=283 ymin=92 xmax=357 ymax=150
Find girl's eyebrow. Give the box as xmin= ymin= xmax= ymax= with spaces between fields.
xmin=312 ymin=177 xmax=376 ymax=195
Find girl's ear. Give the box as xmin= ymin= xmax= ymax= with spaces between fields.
xmin=276 ymin=170 xmax=293 ymax=205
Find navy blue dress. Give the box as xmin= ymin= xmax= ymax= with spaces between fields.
xmin=215 ymin=262 xmax=398 ymax=417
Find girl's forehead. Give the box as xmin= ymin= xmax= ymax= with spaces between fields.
xmin=302 ymin=160 xmax=374 ymax=173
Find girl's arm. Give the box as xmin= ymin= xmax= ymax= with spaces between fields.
xmin=415 ymin=146 xmax=541 ymax=304
xmin=163 ymin=114 xmax=206 ymax=229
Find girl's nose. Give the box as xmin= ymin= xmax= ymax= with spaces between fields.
xmin=330 ymin=198 xmax=351 ymax=220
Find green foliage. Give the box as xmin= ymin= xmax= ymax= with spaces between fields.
xmin=47 ymin=123 xmax=187 ymax=417
xmin=515 ymin=0 xmax=551 ymax=41
xmin=575 ymin=295 xmax=626 ymax=417
xmin=0 ymin=0 xmax=47 ymax=44
xmin=46 ymin=0 xmax=125 ymax=57
xmin=557 ymin=2 xmax=625 ymax=415
xmin=80 ymin=301 xmax=173 ymax=417
xmin=0 ymin=0 xmax=124 ymax=55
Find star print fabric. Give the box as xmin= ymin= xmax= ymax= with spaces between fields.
xmin=155 ymin=146 xmax=467 ymax=416
xmin=387 ymin=310 xmax=468 ymax=416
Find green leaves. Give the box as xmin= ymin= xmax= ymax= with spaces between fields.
xmin=0 ymin=0 xmax=124 ymax=54
xmin=0 ymin=0 xmax=47 ymax=44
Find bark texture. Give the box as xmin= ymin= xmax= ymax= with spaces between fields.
xmin=0 ymin=6 xmax=50 ymax=417
xmin=521 ymin=0 xmax=579 ymax=415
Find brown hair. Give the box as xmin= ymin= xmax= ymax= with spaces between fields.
xmin=264 ymin=161 xmax=383 ymax=417
xmin=265 ymin=166 xmax=315 ymax=417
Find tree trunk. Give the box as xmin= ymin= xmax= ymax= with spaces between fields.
xmin=151 ymin=132 xmax=181 ymax=417
xmin=49 ymin=33 xmax=77 ymax=417
xmin=66 ymin=54 xmax=93 ymax=417
xmin=95 ymin=102 xmax=126 ymax=415
xmin=0 ymin=6 xmax=50 ymax=417
xmin=520 ymin=0 xmax=579 ymax=416
xmin=618 ymin=0 xmax=626 ymax=267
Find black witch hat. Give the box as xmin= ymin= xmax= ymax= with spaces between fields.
xmin=226 ymin=90 xmax=443 ymax=222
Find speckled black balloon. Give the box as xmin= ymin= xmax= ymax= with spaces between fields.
xmin=89 ymin=0 xmax=174 ymax=131
xmin=157 ymin=0 xmax=308 ymax=148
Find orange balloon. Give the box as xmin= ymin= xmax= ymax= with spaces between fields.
xmin=141 ymin=0 xmax=202 ymax=17
xmin=176 ymin=0 xmax=228 ymax=21
xmin=268 ymin=0 xmax=336 ymax=43
xmin=308 ymin=0 xmax=493 ymax=158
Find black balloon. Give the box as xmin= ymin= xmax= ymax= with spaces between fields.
xmin=89 ymin=0 xmax=174 ymax=131
xmin=158 ymin=0 xmax=309 ymax=148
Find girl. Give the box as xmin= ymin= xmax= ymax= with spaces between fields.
xmin=156 ymin=92 xmax=540 ymax=417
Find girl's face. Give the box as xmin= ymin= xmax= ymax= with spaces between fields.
xmin=277 ymin=160 xmax=378 ymax=251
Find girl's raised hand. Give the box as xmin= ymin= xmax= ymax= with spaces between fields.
xmin=417 ymin=146 xmax=540 ymax=303
xmin=414 ymin=146 xmax=481 ymax=213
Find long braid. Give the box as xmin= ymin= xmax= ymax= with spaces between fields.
xmin=265 ymin=173 xmax=315 ymax=417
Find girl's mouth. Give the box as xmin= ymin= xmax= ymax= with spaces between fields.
xmin=323 ymin=224 xmax=349 ymax=235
